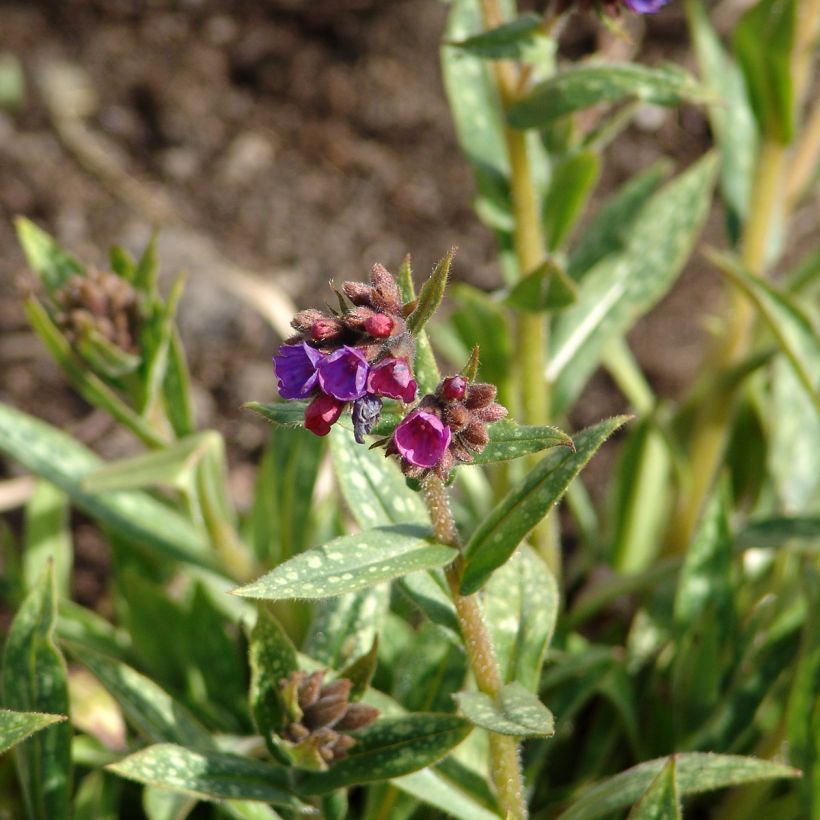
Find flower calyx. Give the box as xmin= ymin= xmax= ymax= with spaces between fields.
xmin=275 ymin=670 xmax=379 ymax=770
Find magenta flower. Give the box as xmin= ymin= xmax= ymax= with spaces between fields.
xmin=273 ymin=343 xmax=324 ymax=400
xmin=304 ymin=394 xmax=346 ymax=437
xmin=393 ymin=410 xmax=452 ymax=468
xmin=317 ymin=346 xmax=370 ymax=401
xmin=623 ymin=0 xmax=669 ymax=12
xmin=367 ymin=358 xmax=417 ymax=403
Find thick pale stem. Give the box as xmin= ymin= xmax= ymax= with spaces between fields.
xmin=423 ymin=475 xmax=527 ymax=819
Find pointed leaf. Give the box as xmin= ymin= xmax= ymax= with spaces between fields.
xmin=484 ymin=546 xmax=558 ymax=690
xmin=235 ymin=525 xmax=456 ymax=600
xmin=1 ymin=563 xmax=71 ymax=820
xmin=23 ymin=479 xmax=72 ymax=599
xmin=406 ymin=249 xmax=455 ymax=336
xmin=75 ymin=325 xmax=142 ymax=378
xmin=338 ymin=635 xmax=380 ymax=701
xmin=107 ymin=744 xmax=304 ymax=809
xmin=505 ymin=260 xmax=578 ymax=313
xmin=15 ymin=217 xmax=84 ymax=292
xmin=393 ymin=767 xmax=500 ymax=820
xmin=558 ymin=754 xmax=800 ymax=820
xmin=396 ymin=570 xmax=460 ymax=635
xmin=448 ymin=13 xmax=549 ymax=61
xmin=454 ymin=682 xmax=554 ymax=737
xmin=627 ymin=758 xmax=681 ymax=820
xmin=297 ymin=714 xmax=472 ymax=794
xmin=461 ymin=417 xmax=628 ymax=594
xmin=0 ymin=710 xmax=66 ymax=756
xmin=735 ymin=515 xmax=820 ymax=548
xmin=543 ymin=150 xmax=601 ymax=252
xmin=508 ymin=63 xmax=706 ymax=129
xmin=467 ymin=421 xmax=574 ymax=466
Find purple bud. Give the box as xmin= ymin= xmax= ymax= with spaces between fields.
xmin=622 ymin=0 xmax=670 ymax=12
xmin=317 ymin=346 xmax=370 ymax=401
xmin=367 ymin=358 xmax=417 ymax=403
xmin=352 ymin=394 xmax=383 ymax=444
xmin=393 ymin=410 xmax=451 ymax=468
xmin=273 ymin=343 xmax=324 ymax=400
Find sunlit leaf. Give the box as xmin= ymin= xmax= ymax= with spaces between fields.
xmin=454 ymin=682 xmax=555 ymax=737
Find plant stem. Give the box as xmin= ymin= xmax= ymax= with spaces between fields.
xmin=479 ymin=0 xmax=559 ymax=575
xmin=422 ymin=475 xmax=527 ymax=819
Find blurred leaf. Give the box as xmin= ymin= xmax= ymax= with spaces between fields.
xmin=67 ymin=643 xmax=214 ymax=748
xmin=735 ymin=515 xmax=820 ymax=548
xmin=627 ymin=757 xmax=680 ymax=820
xmin=550 ymin=154 xmax=717 ymax=413
xmin=15 ymin=217 xmax=84 ymax=292
xmin=407 ymin=249 xmax=455 ymax=336
xmin=107 ymin=745 xmax=302 ymax=808
xmin=305 ymin=586 xmax=389 ymax=669
xmin=467 ymin=421 xmax=574 ymax=466
xmin=455 ymin=682 xmax=554 ymax=737
xmin=0 ymin=710 xmax=66 ymax=756
xmin=75 ymin=325 xmax=142 ymax=378
xmin=609 ymin=418 xmax=672 ymax=573
xmin=505 ymin=259 xmax=578 ymax=312
xmin=396 ymin=570 xmax=460 ymax=635
xmin=74 ymin=770 xmax=121 ymax=820
xmin=23 ymin=480 xmax=72 ymax=599
xmin=329 ymin=425 xmax=428 ymax=530
xmin=234 ymin=525 xmax=456 ymax=601
xmin=108 ymin=245 xmax=136 ymax=281
xmin=558 ymin=754 xmax=800 ymax=820
xmin=685 ymin=0 xmax=757 ymax=238
xmin=733 ymin=0 xmax=797 ymax=142
xmin=508 ymin=63 xmax=706 ymax=129
xmin=484 ymin=546 xmax=558 ymax=690
xmin=710 ymin=249 xmax=820 ymax=412
xmin=567 ymin=160 xmax=671 ymax=280
xmin=543 ymin=150 xmax=600 ymax=252
xmin=163 ymin=331 xmax=196 ymax=438
xmin=461 ymin=416 xmax=628 ymax=594
xmin=392 ymin=767 xmax=499 ymax=820
xmin=338 ymin=636 xmax=380 ymax=701
xmin=448 ymin=13 xmax=549 ymax=61
xmin=1 ymin=563 xmax=71 ymax=820
xmin=297 ymin=715 xmax=472 ymax=794
xmin=0 ymin=402 xmax=217 ymax=570
xmin=0 ymin=53 xmax=25 ymax=110
xmin=248 ymin=609 xmax=298 ymax=755
xmin=57 ymin=599 xmax=133 ymax=661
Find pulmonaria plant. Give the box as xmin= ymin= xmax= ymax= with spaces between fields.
xmin=273 ymin=263 xmax=417 ymax=442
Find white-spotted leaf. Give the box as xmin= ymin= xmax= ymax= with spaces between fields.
xmin=454 ymin=682 xmax=555 ymax=737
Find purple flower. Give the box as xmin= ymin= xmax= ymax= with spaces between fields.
xmin=317 ymin=346 xmax=370 ymax=401
xmin=367 ymin=358 xmax=417 ymax=403
xmin=623 ymin=0 xmax=670 ymax=12
xmin=273 ymin=342 xmax=324 ymax=400
xmin=352 ymin=394 xmax=383 ymax=444
xmin=393 ymin=410 xmax=452 ymax=468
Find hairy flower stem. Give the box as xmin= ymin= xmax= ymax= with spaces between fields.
xmin=479 ymin=0 xmax=559 ymax=576
xmin=422 ymin=475 xmax=527 ymax=819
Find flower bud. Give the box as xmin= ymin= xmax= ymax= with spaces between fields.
xmin=342 ymin=281 xmax=372 ymax=305
xmin=443 ymin=404 xmax=470 ymax=432
xmin=297 ymin=670 xmax=325 ymax=710
xmin=364 ymin=312 xmax=395 ymax=338
xmin=465 ymin=383 xmax=497 ymax=409
xmin=304 ymin=394 xmax=345 ymax=437
xmin=462 ymin=420 xmax=489 ymax=450
xmin=336 ymin=703 xmax=380 ymax=732
xmin=441 ymin=376 xmax=467 ymax=401
xmin=369 ymin=263 xmax=402 ymax=314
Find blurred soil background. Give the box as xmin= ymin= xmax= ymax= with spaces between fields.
xmin=0 ymin=0 xmax=795 ymax=601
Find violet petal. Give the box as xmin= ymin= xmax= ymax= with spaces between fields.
xmin=273 ymin=342 xmax=323 ymax=400
xmin=317 ymin=346 xmax=370 ymax=401
xmin=393 ymin=410 xmax=451 ymax=468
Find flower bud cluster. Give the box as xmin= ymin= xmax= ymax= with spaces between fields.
xmin=387 ymin=375 xmax=508 ymax=480
xmin=558 ymin=0 xmax=669 ymax=14
xmin=277 ymin=670 xmax=379 ymax=766
xmin=273 ymin=264 xmax=417 ymax=442
xmin=54 ymin=270 xmax=141 ymax=354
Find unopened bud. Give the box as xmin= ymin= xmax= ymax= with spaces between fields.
xmin=465 ymin=383 xmax=496 ymax=409
xmin=443 ymin=404 xmax=470 ymax=432
xmin=441 ymin=376 xmax=467 ymax=401
xmin=364 ymin=312 xmax=394 ymax=338
xmin=335 ymin=703 xmax=379 ymax=732
xmin=297 ymin=670 xmax=325 ymax=710
xmin=342 ymin=281 xmax=372 ymax=305
xmin=462 ymin=420 xmax=489 ymax=450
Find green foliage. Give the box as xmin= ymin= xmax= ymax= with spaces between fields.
xmin=454 ymin=683 xmax=555 ymax=737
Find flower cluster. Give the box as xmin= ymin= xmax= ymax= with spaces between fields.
xmin=386 ymin=374 xmax=508 ymax=480
xmin=273 ymin=264 xmax=417 ymax=442
xmin=277 ymin=670 xmax=379 ymax=767
xmin=558 ymin=0 xmax=670 ymax=15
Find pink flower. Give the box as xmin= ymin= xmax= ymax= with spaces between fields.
xmin=304 ymin=394 xmax=345 ymax=437
xmin=367 ymin=358 xmax=417 ymax=403
xmin=393 ymin=410 xmax=452 ymax=468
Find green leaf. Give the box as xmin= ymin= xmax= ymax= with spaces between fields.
xmin=23 ymin=480 xmax=72 ymax=599
xmin=406 ymin=249 xmax=455 ymax=336
xmin=508 ymin=63 xmax=706 ymax=129
xmin=709 ymin=249 xmax=820 ymax=412
xmin=338 ymin=636 xmax=380 ymax=701
xmin=0 ymin=710 xmax=66 ymax=756
xmin=0 ymin=402 xmax=216 ymax=570
xmin=248 ymin=608 xmax=298 ymax=747
xmin=75 ymin=325 xmax=142 ymax=378
xmin=470 ymin=421 xmax=574 ymax=466
xmin=567 ymin=160 xmax=671 ymax=280
xmin=107 ymin=744 xmax=303 ymax=809
xmin=396 ymin=570 xmax=460 ymax=635
xmin=685 ymin=0 xmax=757 ymax=235
xmin=66 ymin=643 xmax=214 ymax=748
xmin=447 ymin=13 xmax=550 ymax=62
xmin=392 ymin=767 xmax=500 ymax=820
xmin=163 ymin=331 xmax=196 ymax=438
xmin=454 ymin=682 xmax=554 ymax=737
xmin=74 ymin=770 xmax=121 ymax=820
xmin=1 ymin=563 xmax=71 ymax=820
xmin=15 ymin=217 xmax=84 ymax=292
xmin=733 ymin=0 xmax=797 ymax=143
xmin=558 ymin=754 xmax=800 ymax=820
xmin=549 ymin=154 xmax=717 ymax=413
xmin=627 ymin=758 xmax=681 ymax=820
xmin=398 ymin=256 xmax=441 ymax=395
xmin=461 ymin=416 xmax=628 ymax=595
xmin=297 ymin=714 xmax=472 ymax=794
xmin=505 ymin=260 xmax=578 ymax=312
xmin=543 ymin=150 xmax=600 ymax=252
xmin=234 ymin=525 xmax=456 ymax=600
xmin=484 ymin=546 xmax=558 ymax=690
xmin=735 ymin=515 xmax=820 ymax=548
xmin=329 ymin=425 xmax=428 ymax=530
